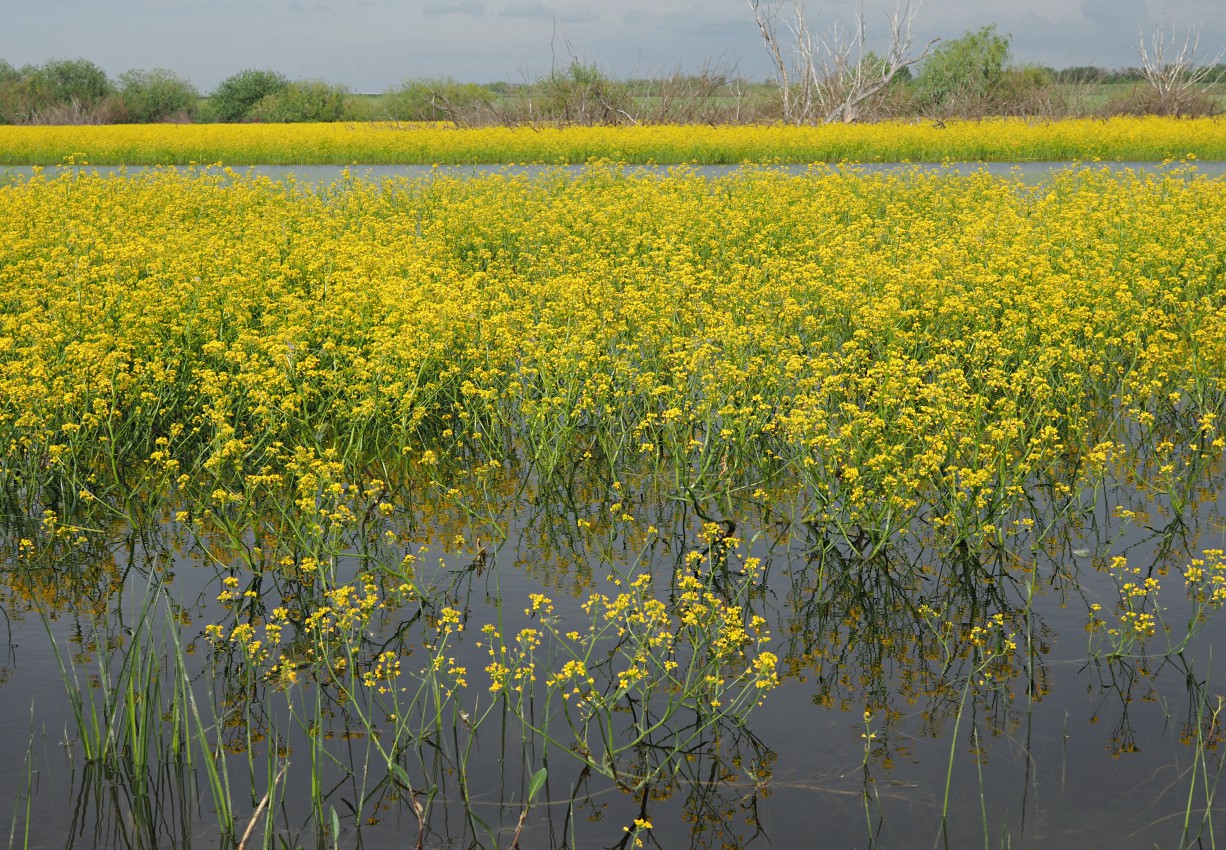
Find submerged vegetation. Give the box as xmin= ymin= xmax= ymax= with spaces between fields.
xmin=1 ymin=116 xmax=1226 ymax=165
xmin=2 ymin=162 xmax=1226 ymax=846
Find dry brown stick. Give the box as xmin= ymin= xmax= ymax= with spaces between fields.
xmin=236 ymin=762 xmax=289 ymax=850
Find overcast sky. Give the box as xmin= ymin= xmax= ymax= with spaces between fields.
xmin=3 ymin=0 xmax=1223 ymax=93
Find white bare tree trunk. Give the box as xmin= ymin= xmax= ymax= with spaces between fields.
xmin=1137 ymin=20 xmax=1223 ymax=115
xmin=746 ymin=0 xmax=938 ymax=124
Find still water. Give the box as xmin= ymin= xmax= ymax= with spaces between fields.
xmin=5 ymin=160 xmax=1226 ymax=187
xmin=3 ymin=450 xmax=1224 ymax=849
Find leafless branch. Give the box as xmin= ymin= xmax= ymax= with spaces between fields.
xmin=747 ymin=0 xmax=937 ymax=123
xmin=1137 ymin=19 xmax=1224 ymax=114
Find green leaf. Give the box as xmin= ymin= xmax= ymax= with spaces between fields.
xmin=527 ymin=767 xmax=548 ymax=802
xmin=390 ymin=762 xmax=413 ymax=789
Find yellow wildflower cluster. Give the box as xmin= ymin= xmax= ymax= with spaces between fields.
xmin=480 ymin=552 xmax=777 ymax=789
xmin=1185 ymin=550 xmax=1226 ymax=609
xmin=482 ymin=622 xmax=539 ymax=696
xmin=3 ymin=160 xmax=1225 ymax=767
xmin=1089 ymin=556 xmax=1164 ymax=656
xmin=206 ymin=575 xmax=393 ymax=683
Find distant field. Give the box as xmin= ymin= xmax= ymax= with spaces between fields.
xmin=1 ymin=116 xmax=1224 ymax=165
xmin=1066 ymin=80 xmax=1226 ymax=111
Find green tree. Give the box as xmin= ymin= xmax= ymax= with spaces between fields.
xmin=209 ymin=68 xmax=288 ymax=122
xmin=0 ymin=60 xmax=28 ymax=123
xmin=34 ymin=58 xmax=114 ymax=106
xmin=119 ymin=68 xmax=199 ymax=122
xmin=0 ymin=59 xmax=117 ymax=123
xmin=913 ymin=25 xmax=1011 ymax=109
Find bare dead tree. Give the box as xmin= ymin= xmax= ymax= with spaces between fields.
xmin=747 ymin=0 xmax=796 ymax=121
xmin=1137 ymin=19 xmax=1223 ymax=115
xmin=746 ymin=0 xmax=938 ymax=124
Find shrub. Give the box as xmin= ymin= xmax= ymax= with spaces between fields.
xmin=382 ymin=77 xmax=496 ymax=124
xmin=536 ymin=61 xmax=632 ymax=125
xmin=1098 ymin=84 xmax=1219 ymax=118
xmin=0 ymin=73 xmax=39 ymax=124
xmin=247 ymin=80 xmax=355 ymax=123
xmin=0 ymin=59 xmax=120 ymax=124
xmin=119 ymin=68 xmax=199 ymax=122
xmin=628 ymin=66 xmax=763 ymax=124
xmin=209 ymin=69 xmax=288 ymax=122
xmin=913 ymin=25 xmax=1011 ymax=112
xmin=992 ymin=65 xmax=1068 ymax=117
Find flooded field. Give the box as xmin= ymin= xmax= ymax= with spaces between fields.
xmin=1 ymin=162 xmax=1224 ymax=848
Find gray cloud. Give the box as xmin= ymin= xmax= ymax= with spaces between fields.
xmin=1082 ymin=0 xmax=1147 ymax=25
xmin=423 ymin=0 xmax=486 ymax=16
xmin=499 ymin=2 xmax=596 ymax=23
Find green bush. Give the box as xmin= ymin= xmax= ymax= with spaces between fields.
xmin=0 ymin=62 xmax=32 ymax=123
xmin=1098 ymin=84 xmax=1220 ymax=118
xmin=992 ymin=65 xmax=1067 ymax=117
xmin=247 ymin=80 xmax=355 ymax=123
xmin=536 ymin=61 xmax=632 ymax=125
xmin=209 ymin=69 xmax=288 ymax=122
xmin=119 ymin=68 xmax=199 ymax=122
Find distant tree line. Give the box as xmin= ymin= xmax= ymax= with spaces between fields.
xmin=0 ymin=59 xmax=197 ymax=124
xmin=1 ymin=29 xmax=1223 ymax=127
xmin=1055 ymin=64 xmax=1226 ymax=84
xmin=0 ymin=60 xmax=356 ymax=124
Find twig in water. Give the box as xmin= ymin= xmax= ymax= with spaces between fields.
xmin=236 ymin=762 xmax=289 ymax=850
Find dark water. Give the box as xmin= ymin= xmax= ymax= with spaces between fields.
xmin=3 ymin=451 xmax=1225 ymax=850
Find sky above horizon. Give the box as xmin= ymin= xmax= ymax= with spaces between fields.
xmin=3 ymin=0 xmax=1223 ymax=93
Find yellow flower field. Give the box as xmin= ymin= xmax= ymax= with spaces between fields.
xmin=0 ymin=116 xmax=1224 ymax=165
xmin=2 ymin=161 xmax=1222 ymax=558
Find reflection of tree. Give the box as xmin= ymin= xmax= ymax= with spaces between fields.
xmin=531 ymin=723 xmax=775 ymax=850
xmin=1085 ymin=656 xmax=1147 ymax=757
